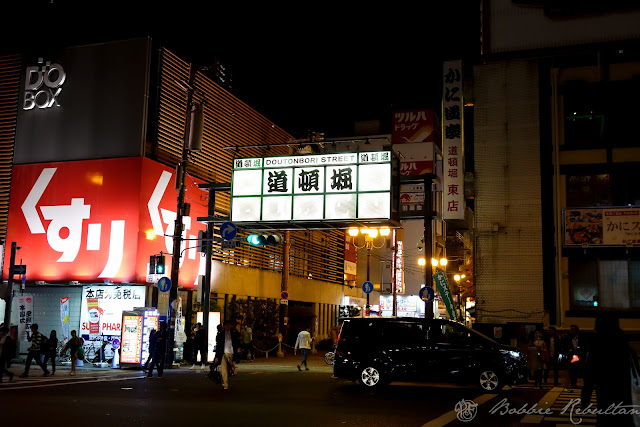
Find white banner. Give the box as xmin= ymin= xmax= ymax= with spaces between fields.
xmin=60 ymin=296 xmax=70 ymax=342
xmin=17 ymin=295 xmax=33 ymax=341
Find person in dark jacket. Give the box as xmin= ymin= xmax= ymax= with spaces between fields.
xmin=0 ymin=326 xmax=15 ymax=382
xmin=41 ymin=330 xmax=59 ymax=376
xmin=213 ymin=320 xmax=240 ymax=390
xmin=142 ymin=328 xmax=156 ymax=373
xmin=190 ymin=323 xmax=206 ymax=370
xmin=20 ymin=323 xmax=50 ymax=377
xmin=147 ymin=322 xmax=168 ymax=379
xmin=543 ymin=326 xmax=562 ymax=386
xmin=567 ymin=324 xmax=585 ymax=390
xmin=581 ymin=312 xmax=638 ymax=426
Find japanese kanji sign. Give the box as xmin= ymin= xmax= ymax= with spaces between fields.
xmin=80 ymin=285 xmax=146 ymax=338
xmin=3 ymin=157 xmax=208 ymax=288
xmin=433 ymin=270 xmax=457 ymax=322
xmin=17 ymin=295 xmax=33 ymax=341
xmin=231 ymin=151 xmax=392 ymax=222
xmin=392 ymin=109 xmax=435 ymax=144
xmin=442 ymin=60 xmax=465 ymax=220
xmin=564 ymin=208 xmax=640 ymax=246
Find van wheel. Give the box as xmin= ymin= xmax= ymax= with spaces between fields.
xmin=359 ymin=366 xmax=384 ymax=388
xmin=478 ymin=369 xmax=502 ymax=391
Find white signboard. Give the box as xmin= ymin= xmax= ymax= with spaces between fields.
xmin=442 ymin=60 xmax=465 ymax=220
xmin=80 ymin=285 xmax=146 ymax=338
xmin=17 ymin=295 xmax=34 ymax=341
xmin=197 ymin=311 xmax=221 ymax=363
xmin=231 ymin=151 xmax=392 ymax=222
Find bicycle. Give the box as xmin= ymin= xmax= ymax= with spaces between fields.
xmin=56 ymin=340 xmax=71 ymax=364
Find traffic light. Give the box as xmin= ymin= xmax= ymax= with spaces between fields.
xmin=149 ymin=255 xmax=166 ymax=275
xmin=155 ymin=255 xmax=166 ymax=274
xmin=247 ymin=234 xmax=283 ymax=246
xmin=149 ymin=255 xmax=156 ymax=275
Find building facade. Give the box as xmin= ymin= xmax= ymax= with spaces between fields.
xmin=474 ymin=0 xmax=640 ymax=335
xmin=0 ymin=37 xmax=358 ymax=354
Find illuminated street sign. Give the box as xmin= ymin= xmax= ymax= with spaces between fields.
xmin=231 ymin=151 xmax=392 ymax=223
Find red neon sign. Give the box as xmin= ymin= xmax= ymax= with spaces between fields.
xmin=4 ymin=157 xmax=207 ymax=288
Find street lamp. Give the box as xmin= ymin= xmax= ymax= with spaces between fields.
xmin=348 ymin=227 xmax=390 ymax=316
xmin=454 ymin=273 xmax=466 ymax=324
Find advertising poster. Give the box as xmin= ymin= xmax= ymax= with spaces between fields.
xmin=60 ymin=296 xmax=70 ymax=341
xmin=87 ymin=297 xmax=100 ymax=335
xmin=80 ymin=285 xmax=146 ymax=339
xmin=120 ymin=315 xmax=143 ymax=364
xmin=564 ymin=208 xmax=640 ymax=246
xmin=17 ymin=295 xmax=33 ymax=341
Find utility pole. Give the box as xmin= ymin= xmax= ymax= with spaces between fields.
xmin=392 ymin=230 xmax=398 ymax=317
xmin=277 ymin=231 xmax=290 ymax=357
xmin=168 ymin=64 xmax=203 ymax=365
xmin=201 ymin=191 xmax=215 ymax=360
xmin=424 ymin=175 xmax=434 ymax=319
xmin=3 ymin=242 xmax=17 ymax=327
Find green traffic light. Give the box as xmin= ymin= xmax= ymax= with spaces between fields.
xmin=247 ymin=234 xmax=262 ymax=245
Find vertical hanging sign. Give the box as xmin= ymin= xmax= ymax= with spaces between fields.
xmin=87 ymin=297 xmax=100 ymax=335
xmin=433 ymin=270 xmax=457 ymax=322
xmin=60 ymin=296 xmax=70 ymax=341
xmin=17 ymin=295 xmax=33 ymax=341
xmin=442 ymin=60 xmax=465 ymax=220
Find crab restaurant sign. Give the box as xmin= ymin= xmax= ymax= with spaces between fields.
xmin=4 ymin=157 xmax=208 ymax=287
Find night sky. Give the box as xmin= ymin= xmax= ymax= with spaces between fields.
xmin=3 ymin=0 xmax=479 ymax=138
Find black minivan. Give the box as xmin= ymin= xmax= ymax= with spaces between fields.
xmin=333 ymin=317 xmax=527 ymax=391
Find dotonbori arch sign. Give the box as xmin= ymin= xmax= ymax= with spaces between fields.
xmin=23 ymin=58 xmax=66 ymax=110
xmin=231 ymin=151 xmax=392 ymax=223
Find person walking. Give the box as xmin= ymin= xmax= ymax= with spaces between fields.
xmin=581 ymin=312 xmax=639 ymax=426
xmin=528 ymin=330 xmax=547 ymax=389
xmin=41 ymin=330 xmax=58 ymax=376
xmin=62 ymin=330 xmax=84 ymax=376
xmin=295 ymin=326 xmax=313 ymax=371
xmin=190 ymin=322 xmax=206 ymax=370
xmin=567 ymin=324 xmax=584 ymax=390
xmin=0 ymin=326 xmax=15 ymax=383
xmin=142 ymin=328 xmax=156 ymax=373
xmin=20 ymin=323 xmax=50 ymax=378
xmin=213 ymin=320 xmax=240 ymax=390
xmin=543 ymin=326 xmax=561 ymax=386
xmin=147 ymin=321 xmax=168 ymax=379
xmin=241 ymin=324 xmax=253 ymax=362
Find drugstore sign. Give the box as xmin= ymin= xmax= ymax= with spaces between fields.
xmin=4 ymin=157 xmax=207 ymax=287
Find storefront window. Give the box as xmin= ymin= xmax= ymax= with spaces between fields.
xmin=569 ymin=258 xmax=598 ymax=307
xmin=632 ymin=260 xmax=640 ymax=308
xmin=566 ymin=174 xmax=611 ymax=207
xmin=570 ymin=257 xmax=640 ymax=310
xmin=599 ymin=260 xmax=629 ymax=309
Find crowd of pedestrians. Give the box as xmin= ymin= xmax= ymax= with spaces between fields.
xmin=526 ymin=322 xmax=589 ymax=390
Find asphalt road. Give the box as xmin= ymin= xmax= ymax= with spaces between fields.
xmin=1 ymin=354 xmax=596 ymax=427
